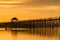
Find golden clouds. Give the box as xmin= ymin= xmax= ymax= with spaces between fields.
xmin=0 ymin=0 xmax=60 ymax=22
xmin=0 ymin=5 xmax=60 ymax=22
xmin=0 ymin=0 xmax=28 ymax=3
xmin=38 ymin=6 xmax=60 ymax=10
xmin=0 ymin=0 xmax=29 ymax=8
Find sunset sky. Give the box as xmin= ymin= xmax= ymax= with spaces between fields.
xmin=0 ymin=0 xmax=60 ymax=22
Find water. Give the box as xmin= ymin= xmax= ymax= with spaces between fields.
xmin=0 ymin=28 xmax=59 ymax=40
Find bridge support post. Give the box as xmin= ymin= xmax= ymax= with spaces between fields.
xmin=5 ymin=27 xmax=7 ymax=30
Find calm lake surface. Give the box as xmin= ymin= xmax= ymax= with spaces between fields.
xmin=0 ymin=28 xmax=60 ymax=40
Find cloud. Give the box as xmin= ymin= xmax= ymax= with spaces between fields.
xmin=29 ymin=0 xmax=60 ymax=5
xmin=0 ymin=0 xmax=60 ymax=8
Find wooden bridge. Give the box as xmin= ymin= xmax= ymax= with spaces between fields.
xmin=9 ymin=16 xmax=60 ymax=28
xmin=0 ymin=16 xmax=60 ymax=28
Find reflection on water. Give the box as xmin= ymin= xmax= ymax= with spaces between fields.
xmin=0 ymin=28 xmax=59 ymax=40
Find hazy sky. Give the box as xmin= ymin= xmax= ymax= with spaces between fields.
xmin=0 ymin=0 xmax=60 ymax=22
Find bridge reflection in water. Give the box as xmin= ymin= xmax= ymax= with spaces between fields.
xmin=4 ymin=27 xmax=60 ymax=38
xmin=0 ymin=30 xmax=59 ymax=40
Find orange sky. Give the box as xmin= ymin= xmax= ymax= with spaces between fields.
xmin=0 ymin=0 xmax=60 ymax=22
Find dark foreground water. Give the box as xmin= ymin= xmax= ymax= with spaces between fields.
xmin=0 ymin=28 xmax=60 ymax=40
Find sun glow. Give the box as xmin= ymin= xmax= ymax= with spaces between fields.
xmin=0 ymin=0 xmax=28 ymax=8
xmin=0 ymin=1 xmax=22 ymax=8
xmin=0 ymin=1 xmax=23 ymax=4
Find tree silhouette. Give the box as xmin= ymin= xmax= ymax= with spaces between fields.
xmin=11 ymin=17 xmax=18 ymax=28
xmin=11 ymin=17 xmax=18 ymax=22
